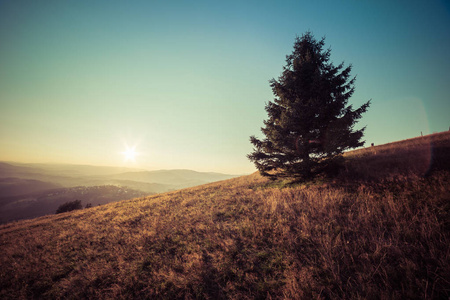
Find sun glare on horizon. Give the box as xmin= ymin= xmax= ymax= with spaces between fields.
xmin=122 ymin=145 xmax=138 ymax=162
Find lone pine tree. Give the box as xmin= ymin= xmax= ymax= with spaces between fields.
xmin=248 ymin=32 xmax=370 ymax=179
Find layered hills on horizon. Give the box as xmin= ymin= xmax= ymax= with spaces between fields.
xmin=0 ymin=161 xmax=239 ymax=223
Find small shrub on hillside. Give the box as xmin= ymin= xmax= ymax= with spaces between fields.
xmin=55 ymin=200 xmax=83 ymax=214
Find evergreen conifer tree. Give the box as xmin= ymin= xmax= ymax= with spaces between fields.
xmin=248 ymin=32 xmax=370 ymax=179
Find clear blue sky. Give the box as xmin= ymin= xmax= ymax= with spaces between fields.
xmin=1 ymin=0 xmax=449 ymax=174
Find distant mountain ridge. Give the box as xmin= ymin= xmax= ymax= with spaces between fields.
xmin=105 ymin=169 xmax=237 ymax=186
xmin=0 ymin=162 xmax=238 ymax=190
xmin=0 ymin=177 xmax=62 ymax=198
xmin=0 ymin=162 xmax=239 ymax=223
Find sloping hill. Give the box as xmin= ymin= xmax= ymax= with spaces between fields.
xmin=0 ymin=133 xmax=449 ymax=299
xmin=343 ymin=131 xmax=450 ymax=179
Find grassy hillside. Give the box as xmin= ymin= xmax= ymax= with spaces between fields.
xmin=1 ymin=132 xmax=449 ymax=299
xmin=343 ymin=131 xmax=450 ymax=180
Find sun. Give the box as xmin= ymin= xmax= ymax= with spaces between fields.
xmin=122 ymin=145 xmax=138 ymax=162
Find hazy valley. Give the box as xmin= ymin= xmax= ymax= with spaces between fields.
xmin=0 ymin=162 xmax=238 ymax=223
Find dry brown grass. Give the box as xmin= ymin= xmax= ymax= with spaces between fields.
xmin=342 ymin=131 xmax=450 ymax=180
xmin=1 ymin=132 xmax=449 ymax=299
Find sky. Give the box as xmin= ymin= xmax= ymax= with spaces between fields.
xmin=1 ymin=0 xmax=449 ymax=174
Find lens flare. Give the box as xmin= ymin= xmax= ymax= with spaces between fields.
xmin=122 ymin=145 xmax=138 ymax=162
